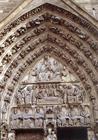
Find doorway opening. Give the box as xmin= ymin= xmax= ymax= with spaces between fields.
xmin=57 ymin=127 xmax=88 ymax=140
xmin=15 ymin=129 xmax=44 ymax=140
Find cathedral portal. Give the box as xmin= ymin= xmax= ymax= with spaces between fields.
xmin=1 ymin=1 xmax=98 ymax=140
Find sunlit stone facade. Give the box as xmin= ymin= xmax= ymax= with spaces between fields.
xmin=0 ymin=1 xmax=98 ymax=140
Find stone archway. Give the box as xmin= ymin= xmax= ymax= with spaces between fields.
xmin=7 ymin=54 xmax=93 ymax=140
xmin=0 ymin=1 xmax=98 ymax=140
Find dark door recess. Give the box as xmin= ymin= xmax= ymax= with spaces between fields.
xmin=57 ymin=127 xmax=88 ymax=140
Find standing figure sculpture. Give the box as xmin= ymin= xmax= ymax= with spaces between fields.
xmin=47 ymin=129 xmax=57 ymax=140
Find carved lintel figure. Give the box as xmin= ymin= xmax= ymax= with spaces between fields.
xmin=23 ymin=108 xmax=35 ymax=128
xmin=35 ymin=107 xmax=44 ymax=127
xmin=70 ymin=105 xmax=81 ymax=126
xmin=10 ymin=108 xmax=23 ymax=129
xmin=57 ymin=105 xmax=71 ymax=126
xmin=35 ymin=118 xmax=43 ymax=128
xmin=23 ymin=117 xmax=35 ymax=128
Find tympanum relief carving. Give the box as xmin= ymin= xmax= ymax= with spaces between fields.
xmin=9 ymin=56 xmax=91 ymax=130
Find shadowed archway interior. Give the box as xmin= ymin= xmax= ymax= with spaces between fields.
xmin=57 ymin=127 xmax=88 ymax=140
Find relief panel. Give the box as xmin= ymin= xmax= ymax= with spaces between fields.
xmin=9 ymin=56 xmax=91 ymax=130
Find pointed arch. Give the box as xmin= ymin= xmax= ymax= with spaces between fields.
xmin=0 ymin=3 xmax=98 ymax=131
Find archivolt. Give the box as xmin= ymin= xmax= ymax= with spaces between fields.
xmin=0 ymin=3 xmax=98 ymax=122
